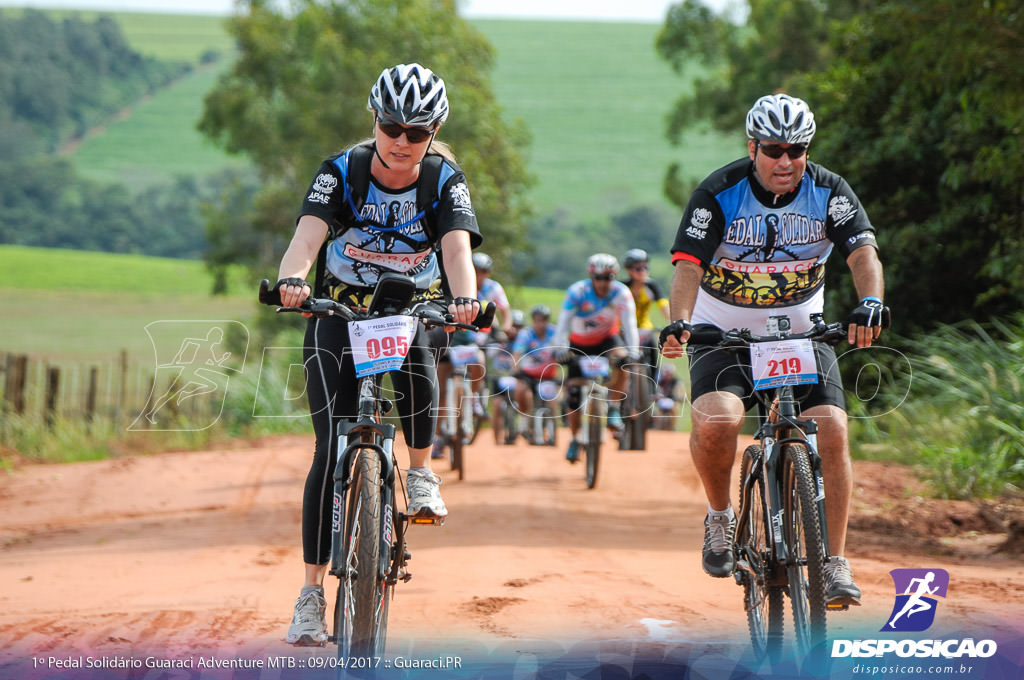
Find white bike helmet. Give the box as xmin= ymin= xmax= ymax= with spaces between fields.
xmin=587 ymin=253 xmax=620 ymax=277
xmin=472 ymin=252 xmax=493 ymax=271
xmin=745 ymin=94 xmax=816 ymax=145
xmin=368 ymin=63 xmax=449 ymax=127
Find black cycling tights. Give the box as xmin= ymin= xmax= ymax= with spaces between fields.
xmin=301 ymin=315 xmax=438 ymax=565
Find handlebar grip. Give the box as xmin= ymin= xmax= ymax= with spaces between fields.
xmin=473 ymin=301 xmax=496 ymax=330
xmin=258 ymin=278 xmax=282 ymax=306
xmin=689 ymin=325 xmax=725 ymax=345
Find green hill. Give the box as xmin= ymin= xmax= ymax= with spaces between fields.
xmin=63 ymin=12 xmax=737 ymax=218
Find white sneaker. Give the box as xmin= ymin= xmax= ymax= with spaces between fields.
xmin=407 ymin=468 xmax=448 ymax=517
xmin=285 ymin=587 xmax=328 ymax=646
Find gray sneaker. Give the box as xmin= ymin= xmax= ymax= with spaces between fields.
xmin=702 ymin=513 xmax=736 ymax=577
xmin=407 ymin=469 xmax=448 ymax=517
xmin=824 ymin=556 xmax=862 ymax=607
xmin=285 ymin=587 xmax=328 ymax=646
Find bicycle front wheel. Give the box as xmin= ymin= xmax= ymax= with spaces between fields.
xmin=337 ymin=448 xmax=389 ymax=659
xmin=584 ymin=414 xmax=601 ymax=489
xmin=782 ymin=443 xmax=828 ymax=655
xmin=737 ymin=445 xmax=784 ymax=660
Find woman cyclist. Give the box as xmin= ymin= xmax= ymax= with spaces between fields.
xmin=273 ymin=63 xmax=482 ymax=646
xmin=622 ymin=248 xmax=670 ymax=380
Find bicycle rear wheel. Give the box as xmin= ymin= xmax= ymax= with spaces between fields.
xmin=737 ymin=445 xmax=784 ymax=660
xmin=782 ymin=443 xmax=828 ymax=655
xmin=337 ymin=448 xmax=389 ymax=659
xmin=584 ymin=415 xmax=601 ymax=489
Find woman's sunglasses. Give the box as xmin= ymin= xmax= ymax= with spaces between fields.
xmin=757 ymin=142 xmax=808 ymax=159
xmin=378 ymin=120 xmax=435 ymax=144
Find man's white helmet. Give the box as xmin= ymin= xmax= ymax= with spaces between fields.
xmin=368 ymin=63 xmax=449 ymax=127
xmin=587 ymin=253 xmax=620 ymax=277
xmin=745 ymin=94 xmax=816 ymax=145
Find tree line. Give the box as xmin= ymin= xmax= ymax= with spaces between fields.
xmin=656 ymin=0 xmax=1023 ymax=332
xmin=0 ymin=10 xmax=219 ymax=260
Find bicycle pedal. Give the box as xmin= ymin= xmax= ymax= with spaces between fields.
xmin=826 ymin=603 xmax=851 ymax=611
xmin=407 ymin=515 xmax=445 ymax=527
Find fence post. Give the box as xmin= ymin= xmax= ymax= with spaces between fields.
xmin=6 ymin=355 xmax=28 ymax=416
xmin=45 ymin=365 xmax=60 ymax=426
xmin=115 ymin=349 xmax=128 ymax=427
xmin=86 ymin=366 xmax=99 ymax=422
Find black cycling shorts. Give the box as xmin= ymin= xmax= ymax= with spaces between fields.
xmin=686 ymin=338 xmax=846 ymax=413
xmin=567 ymin=336 xmax=624 ymax=380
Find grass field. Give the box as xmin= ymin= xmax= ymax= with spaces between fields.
xmin=60 ymin=11 xmax=738 ymax=216
xmin=0 ymin=245 xmax=566 ymax=363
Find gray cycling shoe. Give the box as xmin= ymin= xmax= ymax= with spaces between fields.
xmin=285 ymin=586 xmax=328 ymax=646
xmin=702 ymin=513 xmax=737 ymax=577
xmin=824 ymin=556 xmax=863 ymax=607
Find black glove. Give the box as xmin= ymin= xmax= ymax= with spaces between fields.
xmin=552 ymin=348 xmax=574 ymax=364
xmin=658 ymin=320 xmax=691 ymax=349
xmin=847 ymin=297 xmax=891 ymax=329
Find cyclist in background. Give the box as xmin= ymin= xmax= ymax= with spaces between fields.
xmin=622 ymin=248 xmax=670 ymax=380
xmin=273 ymin=64 xmax=482 ymax=645
xmin=432 ymin=251 xmax=512 ymax=455
xmin=659 ymin=94 xmax=889 ymax=607
xmin=511 ymin=304 xmax=560 ymax=437
xmin=554 ymin=253 xmax=640 ymax=463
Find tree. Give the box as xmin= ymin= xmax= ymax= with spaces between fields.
xmin=198 ymin=0 xmax=532 ymax=282
xmin=798 ymin=0 xmax=1024 ymax=330
xmin=657 ymin=0 xmax=1024 ymax=330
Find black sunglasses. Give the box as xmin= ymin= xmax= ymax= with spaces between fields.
xmin=757 ymin=142 xmax=808 ymax=159
xmin=592 ymin=274 xmax=615 ymax=282
xmin=378 ymin=120 xmax=435 ymax=144
xmin=629 ymin=264 xmax=649 ymax=271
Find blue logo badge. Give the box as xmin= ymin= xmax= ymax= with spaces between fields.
xmin=881 ymin=568 xmax=949 ymax=632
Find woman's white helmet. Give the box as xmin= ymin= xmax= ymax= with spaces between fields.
xmin=587 ymin=253 xmax=620 ymax=277
xmin=745 ymin=94 xmax=816 ymax=145
xmin=368 ymin=63 xmax=449 ymax=127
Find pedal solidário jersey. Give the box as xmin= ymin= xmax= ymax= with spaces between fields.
xmin=474 ymin=277 xmax=510 ymax=342
xmin=558 ymin=279 xmax=637 ymax=347
xmin=299 ymin=142 xmax=481 ymax=302
xmin=672 ymin=159 xmax=877 ymax=333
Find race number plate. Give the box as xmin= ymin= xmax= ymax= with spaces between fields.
xmin=448 ymin=343 xmax=480 ymax=367
xmin=578 ymin=355 xmax=611 ymax=380
xmin=750 ymin=339 xmax=818 ymax=390
xmin=349 ymin=315 xmax=417 ymax=378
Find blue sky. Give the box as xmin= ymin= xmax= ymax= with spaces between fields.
xmin=0 ymin=0 xmax=739 ymax=22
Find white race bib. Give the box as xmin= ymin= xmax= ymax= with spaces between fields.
xmin=578 ymin=355 xmax=611 ymax=380
xmin=749 ymin=339 xmax=818 ymax=391
xmin=349 ymin=315 xmax=418 ymax=377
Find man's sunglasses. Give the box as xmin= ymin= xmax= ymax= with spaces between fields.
xmin=757 ymin=142 xmax=808 ymax=159
xmin=592 ymin=274 xmax=615 ymax=281
xmin=629 ymin=264 xmax=649 ymax=271
xmin=378 ymin=120 xmax=435 ymax=144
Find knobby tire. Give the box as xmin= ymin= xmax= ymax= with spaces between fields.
xmin=782 ymin=443 xmax=828 ymax=655
xmin=338 ymin=448 xmax=389 ymax=660
xmin=738 ymin=445 xmax=784 ymax=660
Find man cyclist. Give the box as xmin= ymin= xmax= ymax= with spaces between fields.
xmin=660 ymin=94 xmax=889 ymax=607
xmin=510 ymin=304 xmax=560 ymax=439
xmin=554 ymin=253 xmax=640 ymax=463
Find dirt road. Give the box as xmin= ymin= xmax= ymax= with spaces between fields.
xmin=2 ymin=430 xmax=1022 ymax=678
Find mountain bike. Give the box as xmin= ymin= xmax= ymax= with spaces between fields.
xmin=618 ymin=358 xmax=652 ymax=451
xmin=440 ymin=342 xmax=483 ymax=480
xmin=686 ymin=314 xmax=846 ymax=660
xmin=526 ymin=378 xmax=559 ymax=446
xmin=259 ymin=274 xmax=492 ymax=662
xmin=568 ymin=354 xmax=612 ymax=489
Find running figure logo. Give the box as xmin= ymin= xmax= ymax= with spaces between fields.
xmin=881 ymin=568 xmax=949 ymax=632
xmin=130 ymin=321 xmax=248 ymax=431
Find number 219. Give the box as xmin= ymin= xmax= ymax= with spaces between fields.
xmin=768 ymin=357 xmax=801 ymax=376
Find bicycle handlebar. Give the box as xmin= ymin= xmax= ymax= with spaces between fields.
xmin=690 ymin=315 xmax=847 ymax=348
xmin=258 ymin=279 xmax=495 ymax=332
